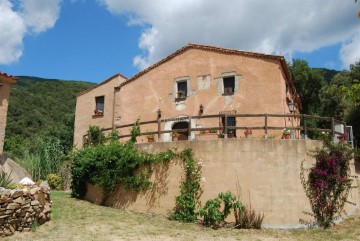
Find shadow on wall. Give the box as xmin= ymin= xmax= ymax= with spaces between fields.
xmin=106 ymin=161 xmax=173 ymax=210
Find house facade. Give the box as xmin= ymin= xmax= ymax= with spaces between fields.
xmin=74 ymin=44 xmax=300 ymax=147
xmin=74 ymin=74 xmax=127 ymax=148
xmin=0 ymin=72 xmax=17 ymax=155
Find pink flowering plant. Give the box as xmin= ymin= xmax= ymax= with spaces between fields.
xmin=300 ymin=138 xmax=354 ymax=228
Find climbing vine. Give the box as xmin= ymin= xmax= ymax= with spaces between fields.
xmin=170 ymin=148 xmax=202 ymax=222
xmin=300 ymin=138 xmax=354 ymax=228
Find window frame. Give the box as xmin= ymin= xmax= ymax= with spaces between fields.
xmin=94 ymin=96 xmax=105 ymax=116
xmin=174 ymin=76 xmax=191 ymax=101
xmin=219 ymin=72 xmax=240 ymax=96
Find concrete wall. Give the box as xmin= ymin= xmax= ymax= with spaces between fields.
xmin=73 ymin=74 xmax=126 ymax=148
xmin=84 ymin=139 xmax=359 ymax=228
xmin=0 ymin=81 xmax=12 ymax=155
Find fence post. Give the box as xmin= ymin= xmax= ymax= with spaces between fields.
xmin=303 ymin=115 xmax=308 ymax=139
xmin=264 ymin=113 xmax=268 ymax=139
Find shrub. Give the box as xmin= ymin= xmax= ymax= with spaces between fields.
xmin=234 ymin=203 xmax=265 ymax=229
xmin=300 ymin=139 xmax=354 ymax=228
xmin=198 ymin=198 xmax=222 ymax=226
xmin=199 ymin=191 xmax=243 ymax=227
xmin=70 ymin=140 xmax=175 ymax=199
xmin=84 ymin=125 xmax=105 ymax=146
xmin=0 ymin=170 xmax=13 ymax=189
xmin=47 ymin=173 xmax=62 ymax=190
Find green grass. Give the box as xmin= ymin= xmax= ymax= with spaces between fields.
xmin=4 ymin=191 xmax=360 ymax=241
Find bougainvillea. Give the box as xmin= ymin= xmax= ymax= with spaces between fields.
xmin=300 ymin=139 xmax=354 ymax=228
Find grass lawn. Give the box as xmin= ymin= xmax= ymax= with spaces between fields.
xmin=3 ymin=191 xmax=360 ymax=241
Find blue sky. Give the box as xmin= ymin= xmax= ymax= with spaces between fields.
xmin=0 ymin=0 xmax=359 ymax=83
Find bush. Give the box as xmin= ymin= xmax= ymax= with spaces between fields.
xmin=234 ymin=203 xmax=265 ymax=229
xmin=301 ymin=139 xmax=354 ymax=228
xmin=47 ymin=173 xmax=62 ymax=190
xmin=0 ymin=171 xmax=13 ymax=189
xmin=199 ymin=191 xmax=242 ymax=227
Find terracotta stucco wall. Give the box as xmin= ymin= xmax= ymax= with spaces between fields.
xmin=85 ymin=139 xmax=359 ymax=228
xmin=116 ymin=49 xmax=294 ymax=140
xmin=73 ymin=75 xmax=126 ymax=148
xmin=0 ymin=81 xmax=11 ymax=155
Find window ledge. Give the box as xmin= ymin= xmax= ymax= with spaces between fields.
xmin=222 ymin=93 xmax=234 ymax=96
xmin=175 ymin=97 xmax=187 ymax=102
xmin=92 ymin=114 xmax=104 ymax=118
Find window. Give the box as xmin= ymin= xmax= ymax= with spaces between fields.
xmin=221 ymin=116 xmax=236 ymax=137
xmin=223 ymin=76 xmax=235 ymax=95
xmin=177 ymin=81 xmax=187 ymax=99
xmin=94 ymin=96 xmax=104 ymax=116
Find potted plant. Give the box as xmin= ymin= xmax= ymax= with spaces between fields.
xmin=282 ymin=128 xmax=291 ymax=139
xmin=244 ymin=128 xmax=252 ymax=138
xmin=94 ymin=109 xmax=103 ymax=116
xmin=177 ymin=90 xmax=186 ymax=99
xmin=146 ymin=134 xmax=155 ymax=143
xmin=172 ymin=131 xmax=180 ymax=141
xmin=228 ymin=129 xmax=235 ymax=138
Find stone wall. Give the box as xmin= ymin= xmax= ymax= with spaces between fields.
xmin=0 ymin=185 xmax=51 ymax=237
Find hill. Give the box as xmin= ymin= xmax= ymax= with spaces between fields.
xmin=4 ymin=76 xmax=95 ymax=156
xmin=313 ymin=68 xmax=340 ymax=83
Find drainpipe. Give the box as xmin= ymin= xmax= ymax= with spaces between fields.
xmin=113 ymin=86 xmax=120 ymax=131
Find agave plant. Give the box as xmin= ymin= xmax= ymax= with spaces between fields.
xmin=0 ymin=170 xmax=13 ymax=189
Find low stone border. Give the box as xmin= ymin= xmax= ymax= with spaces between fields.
xmin=0 ymin=185 xmax=51 ymax=237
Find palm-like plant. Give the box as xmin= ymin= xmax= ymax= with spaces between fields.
xmin=0 ymin=170 xmax=13 ymax=189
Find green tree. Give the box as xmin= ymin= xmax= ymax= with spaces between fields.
xmin=289 ymin=60 xmax=326 ymax=115
xmin=320 ymin=61 xmax=360 ymax=146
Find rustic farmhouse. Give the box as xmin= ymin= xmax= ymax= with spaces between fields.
xmin=74 ymin=43 xmax=301 ymax=147
xmin=74 ymin=44 xmax=358 ymax=227
xmin=0 ymin=72 xmax=17 ymax=156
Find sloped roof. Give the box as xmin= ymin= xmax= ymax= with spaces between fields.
xmin=76 ymin=73 xmax=127 ymax=97
xmin=0 ymin=71 xmax=18 ymax=84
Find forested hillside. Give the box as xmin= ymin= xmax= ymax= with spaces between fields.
xmin=4 ymin=76 xmax=94 ymax=158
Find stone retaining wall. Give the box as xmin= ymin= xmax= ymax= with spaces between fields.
xmin=0 ymin=185 xmax=51 ymax=237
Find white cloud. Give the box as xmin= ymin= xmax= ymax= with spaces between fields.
xmin=340 ymin=32 xmax=360 ymax=68
xmin=0 ymin=0 xmax=61 ymax=65
xmin=99 ymin=0 xmax=360 ymax=69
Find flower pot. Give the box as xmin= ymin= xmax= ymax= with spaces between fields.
xmin=172 ymin=136 xmax=178 ymax=141
xmin=283 ymin=133 xmax=290 ymax=139
xmin=147 ymin=137 xmax=154 ymax=143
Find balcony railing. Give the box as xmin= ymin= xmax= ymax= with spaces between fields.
xmin=85 ymin=113 xmax=347 ymax=143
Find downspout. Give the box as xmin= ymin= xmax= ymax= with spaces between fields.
xmin=112 ymin=86 xmax=120 ymax=131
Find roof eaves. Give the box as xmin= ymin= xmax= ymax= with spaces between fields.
xmin=0 ymin=72 xmax=18 ymax=84
xmin=119 ymin=43 xmax=285 ymax=88
xmin=76 ymin=73 xmax=127 ymax=97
